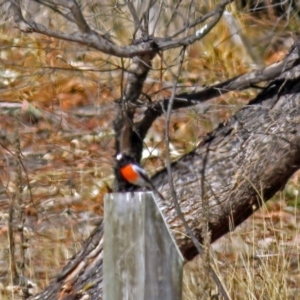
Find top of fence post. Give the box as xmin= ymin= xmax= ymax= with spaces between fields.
xmin=103 ymin=191 xmax=184 ymax=300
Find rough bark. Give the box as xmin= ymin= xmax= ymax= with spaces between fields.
xmin=29 ymin=41 xmax=300 ymax=300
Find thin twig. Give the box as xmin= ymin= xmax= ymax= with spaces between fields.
xmin=164 ymin=47 xmax=231 ymax=300
xmin=158 ymin=0 xmax=233 ymax=50
xmin=14 ymin=117 xmax=29 ymax=298
xmin=33 ymin=0 xmax=76 ymax=24
xmin=7 ymin=191 xmax=18 ymax=286
xmin=168 ymin=0 xmax=232 ymax=39
xmin=127 ymin=1 xmax=143 ymax=37
xmin=200 ymin=144 xmax=212 ymax=296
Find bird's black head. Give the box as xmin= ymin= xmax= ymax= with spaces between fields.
xmin=115 ymin=153 xmax=134 ymax=167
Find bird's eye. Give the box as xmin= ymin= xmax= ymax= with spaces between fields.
xmin=116 ymin=153 xmax=123 ymax=160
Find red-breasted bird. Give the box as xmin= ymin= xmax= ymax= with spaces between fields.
xmin=116 ymin=153 xmax=165 ymax=201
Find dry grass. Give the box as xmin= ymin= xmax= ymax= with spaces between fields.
xmin=183 ymin=198 xmax=300 ymax=299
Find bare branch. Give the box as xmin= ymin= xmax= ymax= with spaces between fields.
xmin=140 ymin=0 xmax=156 ymax=36
xmin=9 ymin=0 xmax=158 ymax=58
xmin=49 ymin=0 xmax=91 ymax=33
xmin=127 ymin=1 xmax=143 ymax=37
xmin=168 ymin=1 xmax=228 ymax=39
xmin=149 ymin=0 xmax=163 ymax=36
xmin=137 ymin=53 xmax=300 ymax=139
xmin=34 ymin=0 xmax=76 ymax=24
xmin=10 ymin=0 xmax=31 ymax=32
xmin=164 ymin=0 xmax=183 ymax=31
xmin=9 ymin=0 xmax=233 ymax=58
xmin=158 ymin=0 xmax=233 ymax=49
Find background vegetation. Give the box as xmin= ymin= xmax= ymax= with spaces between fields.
xmin=0 ymin=0 xmax=300 ymax=299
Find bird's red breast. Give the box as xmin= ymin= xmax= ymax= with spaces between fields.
xmin=120 ymin=164 xmax=139 ymax=183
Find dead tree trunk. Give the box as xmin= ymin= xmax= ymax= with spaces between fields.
xmin=30 ymin=42 xmax=300 ymax=300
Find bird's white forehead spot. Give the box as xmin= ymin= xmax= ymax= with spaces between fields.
xmin=116 ymin=153 xmax=123 ymax=160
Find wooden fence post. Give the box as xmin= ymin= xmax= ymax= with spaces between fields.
xmin=103 ymin=192 xmax=184 ymax=300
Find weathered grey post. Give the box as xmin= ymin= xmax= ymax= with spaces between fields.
xmin=103 ymin=192 xmax=184 ymax=300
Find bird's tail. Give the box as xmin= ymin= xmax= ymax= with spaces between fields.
xmin=147 ymin=182 xmax=166 ymax=202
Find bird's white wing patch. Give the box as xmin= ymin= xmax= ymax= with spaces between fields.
xmin=131 ymin=164 xmax=150 ymax=187
xmin=132 ymin=164 xmax=149 ymax=178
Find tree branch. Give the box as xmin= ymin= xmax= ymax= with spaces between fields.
xmin=168 ymin=0 xmax=232 ymax=39
xmin=157 ymin=0 xmax=233 ymax=49
xmin=9 ymin=0 xmax=158 ymax=58
xmin=52 ymin=0 xmax=91 ymax=34
xmin=9 ymin=0 xmax=233 ymax=58
xmin=34 ymin=0 xmax=76 ymax=24
xmin=127 ymin=1 xmax=143 ymax=38
xmin=137 ymin=51 xmax=300 ymax=139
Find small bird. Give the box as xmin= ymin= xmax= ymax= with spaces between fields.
xmin=116 ymin=153 xmax=165 ymax=201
